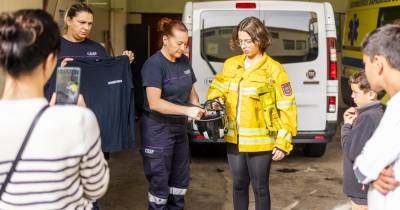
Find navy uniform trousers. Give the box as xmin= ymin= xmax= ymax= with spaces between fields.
xmin=140 ymin=113 xmax=190 ymax=210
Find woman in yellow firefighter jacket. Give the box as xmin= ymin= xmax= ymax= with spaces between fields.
xmin=207 ymin=17 xmax=297 ymax=210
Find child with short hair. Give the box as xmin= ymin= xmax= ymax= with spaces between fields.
xmin=341 ymin=70 xmax=385 ymax=210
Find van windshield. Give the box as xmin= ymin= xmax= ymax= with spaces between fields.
xmin=200 ymin=11 xmax=318 ymax=64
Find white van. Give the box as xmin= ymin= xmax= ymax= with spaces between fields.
xmin=183 ymin=1 xmax=338 ymax=157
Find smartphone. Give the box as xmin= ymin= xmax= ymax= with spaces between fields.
xmin=55 ymin=67 xmax=81 ymax=105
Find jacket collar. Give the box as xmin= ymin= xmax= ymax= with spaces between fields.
xmin=236 ymin=53 xmax=270 ymax=79
xmin=356 ymin=101 xmax=382 ymax=114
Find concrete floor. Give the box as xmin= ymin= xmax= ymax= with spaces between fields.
xmin=99 ymin=127 xmax=350 ymax=210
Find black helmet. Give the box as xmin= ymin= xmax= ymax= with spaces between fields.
xmin=194 ymin=99 xmax=226 ymax=142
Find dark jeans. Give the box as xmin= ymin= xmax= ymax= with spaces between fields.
xmin=226 ymin=143 xmax=273 ymax=210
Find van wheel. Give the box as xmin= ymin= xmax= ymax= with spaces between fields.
xmin=304 ymin=144 xmax=326 ymax=157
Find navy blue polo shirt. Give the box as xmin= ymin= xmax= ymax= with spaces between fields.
xmin=45 ymin=37 xmax=109 ymax=97
xmin=141 ymin=51 xmax=196 ymax=117
xmin=45 ymin=56 xmax=135 ymax=152
xmin=57 ymin=37 xmax=108 ymax=60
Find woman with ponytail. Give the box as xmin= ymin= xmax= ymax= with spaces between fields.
xmin=140 ymin=18 xmax=205 ymax=210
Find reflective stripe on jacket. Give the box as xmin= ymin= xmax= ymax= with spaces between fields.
xmin=207 ymin=54 xmax=297 ymax=153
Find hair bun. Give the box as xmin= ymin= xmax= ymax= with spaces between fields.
xmin=0 ymin=13 xmax=19 ymax=42
xmin=0 ymin=9 xmax=60 ymax=78
xmin=157 ymin=17 xmax=172 ymax=33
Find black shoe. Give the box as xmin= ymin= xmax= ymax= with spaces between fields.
xmin=103 ymin=152 xmax=110 ymax=160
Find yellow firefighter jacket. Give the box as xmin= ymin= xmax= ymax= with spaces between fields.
xmin=207 ymin=53 xmax=297 ymax=153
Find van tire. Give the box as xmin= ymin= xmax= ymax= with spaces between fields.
xmin=304 ymin=143 xmax=326 ymax=157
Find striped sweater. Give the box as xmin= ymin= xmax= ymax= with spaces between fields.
xmin=0 ymin=98 xmax=110 ymax=210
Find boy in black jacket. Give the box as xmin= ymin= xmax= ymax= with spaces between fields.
xmin=341 ymin=70 xmax=385 ymax=210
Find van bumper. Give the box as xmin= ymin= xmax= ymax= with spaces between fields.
xmin=292 ymin=121 xmax=337 ymax=144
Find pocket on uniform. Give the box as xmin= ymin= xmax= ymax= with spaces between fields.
xmin=248 ymin=76 xmax=267 ymax=100
xmin=256 ymin=86 xmax=281 ymax=132
xmin=249 ymin=75 xmax=265 ymax=83
xmin=258 ymin=86 xmax=275 ymax=106
xmin=140 ymin=146 xmax=165 ymax=177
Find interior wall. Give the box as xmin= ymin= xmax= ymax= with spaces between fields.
xmin=46 ymin=0 xmax=110 ymax=49
xmin=127 ymin=13 xmax=142 ymax=24
xmin=90 ymin=6 xmax=110 ymax=46
xmin=128 ymin=0 xmax=189 ymax=14
xmin=111 ymin=9 xmax=127 ymax=55
xmin=47 ymin=0 xmax=78 ymax=34
xmin=0 ymin=0 xmax=42 ymax=13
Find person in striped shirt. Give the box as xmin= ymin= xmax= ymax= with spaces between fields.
xmin=0 ymin=9 xmax=109 ymax=210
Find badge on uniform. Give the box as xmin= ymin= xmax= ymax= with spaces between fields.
xmin=281 ymin=82 xmax=292 ymax=96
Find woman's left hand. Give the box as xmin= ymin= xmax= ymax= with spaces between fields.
xmin=272 ymin=148 xmax=285 ymax=161
xmin=50 ymin=93 xmax=86 ymax=107
xmin=122 ymin=50 xmax=135 ymax=63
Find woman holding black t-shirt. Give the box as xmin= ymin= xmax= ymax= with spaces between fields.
xmin=140 ymin=18 xmax=206 ymax=210
xmin=49 ymin=3 xmax=134 ymax=210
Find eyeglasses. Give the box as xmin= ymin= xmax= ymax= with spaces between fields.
xmin=238 ymin=39 xmax=254 ymax=47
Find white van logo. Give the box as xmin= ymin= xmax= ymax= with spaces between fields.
xmin=184 ymin=69 xmax=191 ymax=75
xmin=306 ymin=69 xmax=316 ymax=79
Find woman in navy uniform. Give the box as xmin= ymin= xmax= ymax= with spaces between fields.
xmin=140 ymin=18 xmax=206 ymax=210
xmin=52 ymin=4 xmax=134 ymax=210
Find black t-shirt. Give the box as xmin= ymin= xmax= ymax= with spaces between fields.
xmin=141 ymin=51 xmax=196 ymax=117
xmin=58 ymin=37 xmax=108 ymax=60
xmin=46 ymin=56 xmax=135 ymax=152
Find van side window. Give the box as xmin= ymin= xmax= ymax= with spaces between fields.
xmin=201 ymin=26 xmax=242 ymax=63
xmin=283 ymin=40 xmax=295 ymax=50
xmin=378 ymin=6 xmax=400 ymax=26
xmin=200 ymin=11 xmax=318 ymax=64
xmin=296 ymin=40 xmax=307 ymax=50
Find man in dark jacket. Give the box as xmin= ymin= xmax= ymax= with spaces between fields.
xmin=341 ymin=70 xmax=385 ymax=210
